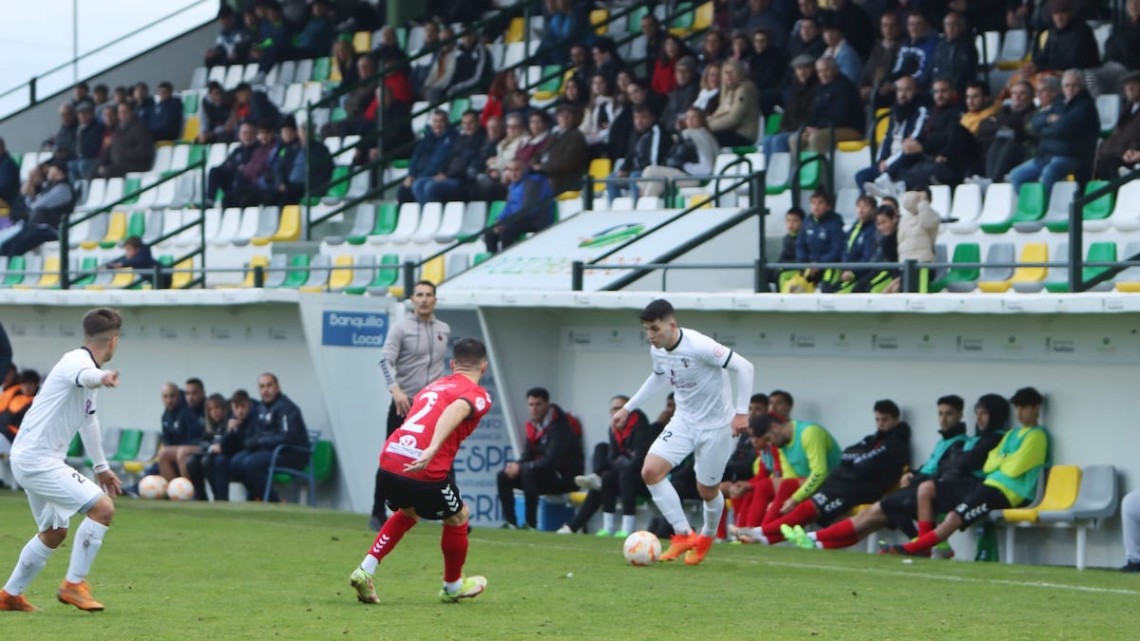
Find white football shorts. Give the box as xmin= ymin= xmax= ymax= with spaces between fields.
xmin=13 ymin=458 xmax=104 ymax=531
xmin=647 ymin=419 xmax=735 ymax=488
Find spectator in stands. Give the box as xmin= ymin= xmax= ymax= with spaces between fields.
xmin=558 ymin=395 xmax=653 ymax=537
xmin=1009 ymin=69 xmax=1100 ymax=197
xmin=778 ymin=207 xmax=803 ymax=263
xmin=197 ymin=81 xmax=232 ymax=144
xmin=798 ymin=56 xmax=865 ymax=154
xmin=0 ymin=138 xmax=17 ymax=210
xmin=204 ymin=5 xmax=251 ymax=67
xmin=539 ymin=0 xmax=591 ymax=66
xmin=745 ymin=30 xmax=784 ymax=117
xmin=929 ymin=11 xmax=978 ymax=97
xmin=260 ymin=116 xmax=305 ymax=205
xmin=481 ymin=71 xmax=520 ymax=127
xmin=661 ymin=57 xmax=700 ymax=135
xmin=693 ymin=61 xmax=721 ymax=115
xmin=698 ymin=28 xmax=728 ymax=69
xmin=133 ymin=82 xmax=155 ymax=124
xmin=709 ymin=60 xmax=760 ymax=147
xmin=1 ymin=164 xmax=74 ymax=257
xmin=1105 ymin=0 xmax=1140 ymax=80
xmin=861 ymin=11 xmax=902 ymax=106
xmin=536 ymin=104 xmax=589 ymax=195
xmin=95 ymin=103 xmax=154 ymax=178
xmin=742 ymin=0 xmax=788 ymax=50
xmin=398 ymin=110 xmax=454 ymax=204
xmin=249 ymin=1 xmax=289 ymax=85
xmin=852 ymin=205 xmax=899 ymax=292
xmin=291 ymin=0 xmax=335 ymax=59
xmin=974 ymin=80 xmax=1036 ymax=183
xmin=1096 ymin=71 xmax=1140 ymax=179
xmin=895 ymin=78 xmax=977 ymax=191
xmin=1123 ymin=488 xmax=1140 ymax=572
xmin=419 ymin=110 xmax=486 ymax=203
xmin=207 ymin=389 xmax=256 ymax=502
xmin=68 ymin=103 xmax=103 ymax=183
xmin=741 ymin=400 xmax=911 ymax=545
xmin=825 ymin=0 xmax=873 ymax=60
xmin=960 ymin=81 xmax=998 ymax=136
xmin=763 ymin=55 xmax=817 ymax=157
xmin=607 ymin=79 xmax=659 ymax=162
xmin=206 ymin=121 xmax=259 ymax=207
xmin=608 ymin=104 xmax=671 ymax=201
xmin=640 ymin=13 xmax=666 ymax=62
xmin=567 ymin=43 xmax=594 ymax=90
xmin=102 ymin=235 xmax=163 ymax=287
xmin=856 ymin=75 xmax=926 ymax=197
xmin=889 ymin=12 xmax=938 ymax=91
xmin=230 ymin=373 xmax=310 ymax=503
xmin=640 ymin=108 xmax=719 ymax=198
xmin=447 ymin=31 xmax=491 ymax=99
xmin=70 ymin=82 xmax=94 ymax=110
xmin=484 ymin=158 xmax=554 ymax=254
xmin=158 ymin=382 xmax=203 ymax=482
xmin=369 ymin=47 xmax=415 ymax=156
xmin=473 ymin=112 xmax=528 ymax=202
xmin=497 ymin=387 xmax=583 ymax=529
xmin=112 ymin=85 xmax=131 ymax=108
xmin=795 ymin=189 xmax=845 ymax=288
xmin=407 ymin=21 xmax=440 ymax=94
xmin=819 ymin=15 xmax=861 ymax=86
xmin=1027 ymin=0 xmax=1100 ymax=78
xmin=788 ymin=16 xmax=825 ymax=64
xmin=651 ymin=35 xmax=693 ymax=98
xmin=883 ymin=387 xmax=1049 ymax=557
xmin=885 ymin=188 xmax=940 ymax=292
xmin=147 ymin=81 xmax=183 ymax=143
xmin=591 ymin=38 xmax=626 ymax=88
xmin=186 ymin=393 xmax=228 ymax=500
xmin=47 ymin=103 xmax=78 ymax=167
xmin=832 ymin=195 xmax=878 ymax=291
xmin=234 ymin=120 xmax=279 ymax=206
xmin=582 ymin=74 xmax=618 ymax=154
xmin=515 ymin=111 xmax=553 ymax=168
xmin=92 ymin=84 xmax=111 ymax=121
xmin=420 ymin=27 xmax=457 ymax=103
xmin=331 ymin=38 xmax=359 ymax=88
xmin=323 ymin=55 xmax=378 ymax=139
xmin=97 ymin=105 xmax=118 ymax=157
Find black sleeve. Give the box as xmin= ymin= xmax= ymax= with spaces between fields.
xmin=524 ymin=412 xmax=583 ymax=476
xmin=722 ymin=435 xmax=758 ymax=482
xmin=951 ymin=431 xmax=1004 ymax=475
xmin=845 ymin=433 xmax=909 ymax=480
xmin=625 ymin=411 xmax=656 ymax=465
xmin=0 ymin=322 xmax=11 ymax=377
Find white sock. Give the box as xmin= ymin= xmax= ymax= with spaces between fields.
xmin=3 ymin=536 xmax=55 ymax=596
xmin=65 ymin=518 xmax=108 ymax=584
xmin=360 ymin=555 xmax=379 ymax=574
xmin=808 ymin=532 xmax=823 ymax=549
xmin=701 ymin=493 xmax=725 ymax=538
xmin=443 ymin=579 xmax=462 ymax=594
xmin=601 ymin=512 xmax=615 ymax=533
xmin=742 ymin=527 xmax=769 ymax=544
xmin=621 ymin=515 xmax=636 ymax=534
xmin=646 ymin=480 xmax=691 ymax=535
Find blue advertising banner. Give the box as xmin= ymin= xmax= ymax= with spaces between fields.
xmin=321 ymin=311 xmax=388 ymax=347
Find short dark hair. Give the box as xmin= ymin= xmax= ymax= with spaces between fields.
xmin=260 ymin=372 xmax=279 ymax=385
xmin=612 ymin=394 xmax=631 ymax=404
xmin=94 ymin=83 xmax=108 ymax=94
xmin=937 ymin=395 xmax=965 ymax=412
xmin=632 ymin=103 xmax=654 ymax=117
xmin=810 ymin=189 xmax=833 ymax=206
xmin=873 ymin=399 xmax=901 ymax=418
xmin=749 ymin=412 xmax=786 ymax=437
xmin=526 ymin=386 xmax=550 ymax=401
xmin=76 ymin=81 xmax=89 ymax=91
xmin=856 ymin=195 xmax=876 ymax=209
xmin=785 ymin=207 xmax=805 ymax=221
xmin=206 ymin=392 xmax=227 ymax=407
xmin=123 ymin=235 xmax=143 ymax=250
xmin=231 ymin=389 xmax=251 ymax=405
xmin=82 ymin=308 xmax=122 ymax=341
xmin=207 ymin=81 xmax=224 ymax=93
xmin=185 ymin=377 xmax=205 ymax=391
xmin=769 ymin=390 xmax=794 ymax=407
xmin=452 ymin=337 xmax=487 ymax=366
xmin=966 ymin=80 xmax=990 ymax=96
xmin=750 ymin=393 xmax=769 ymax=406
xmin=639 ymin=299 xmax=675 ymax=323
xmin=19 ymin=369 xmax=40 ymax=385
xmin=158 ymin=81 xmax=173 ymax=91
xmin=1010 ymin=387 xmax=1044 ymax=407
xmin=875 ymin=205 xmax=897 ymax=219
xmin=414 ymin=280 xmax=437 ymax=295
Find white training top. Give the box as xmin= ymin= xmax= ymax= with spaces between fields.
xmin=648 ymin=328 xmax=737 ymax=429
xmin=11 ymin=347 xmax=110 ymax=471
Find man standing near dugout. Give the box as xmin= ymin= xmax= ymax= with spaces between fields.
xmin=611 ymin=299 xmax=755 ymax=565
xmin=0 ymin=308 xmax=124 ymax=612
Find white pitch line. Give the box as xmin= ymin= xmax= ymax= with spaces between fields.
xmin=473 ymin=536 xmax=1140 ymax=596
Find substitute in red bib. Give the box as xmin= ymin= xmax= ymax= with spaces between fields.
xmin=350 ymin=337 xmax=493 ymax=604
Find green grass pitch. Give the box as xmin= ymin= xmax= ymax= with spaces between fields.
xmin=0 ymin=492 xmax=1138 ymax=641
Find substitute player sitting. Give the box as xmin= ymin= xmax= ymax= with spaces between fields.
xmin=0 ymin=308 xmax=124 ymax=613
xmin=350 ymin=337 xmax=493 ymax=604
xmin=611 ymin=299 xmax=755 ymax=565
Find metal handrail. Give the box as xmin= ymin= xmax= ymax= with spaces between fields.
xmin=1068 ymin=164 xmax=1140 ymax=292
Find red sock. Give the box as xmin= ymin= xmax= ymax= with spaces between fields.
xmin=917 ymin=520 xmax=934 ymax=536
xmin=815 ymin=519 xmax=860 ymax=549
xmin=717 ymin=507 xmax=728 ymax=539
xmin=743 ymin=478 xmax=775 ymax=527
xmin=440 ymin=523 xmax=469 ymax=583
xmin=733 ymin=492 xmax=754 ymax=528
xmin=902 ymin=530 xmax=941 ymax=555
xmin=762 ymin=501 xmax=818 ymax=543
xmin=367 ymin=511 xmax=416 ymax=562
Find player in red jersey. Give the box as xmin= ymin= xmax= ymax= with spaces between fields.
xmin=350 ymin=337 xmax=493 ymax=604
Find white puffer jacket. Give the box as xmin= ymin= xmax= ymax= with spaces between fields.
xmin=896 ymin=191 xmax=940 ymax=262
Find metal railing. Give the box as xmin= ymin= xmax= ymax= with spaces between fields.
xmin=1068 ymin=165 xmax=1140 ymax=292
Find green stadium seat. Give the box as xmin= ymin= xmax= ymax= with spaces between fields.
xmin=127 ymin=210 xmax=146 ymax=238
xmin=396 ymin=27 xmax=407 ymax=50
xmin=182 ymin=92 xmax=199 ymax=115
xmin=331 ymin=106 xmax=347 ymax=122
xmin=266 ymin=430 xmax=333 ymax=505
xmin=488 ymin=200 xmax=506 ymax=225
xmin=628 ymin=6 xmax=649 ymax=33
xmin=72 ymin=257 xmax=100 ymax=287
xmin=985 ymin=182 xmax=1043 ymax=233
xmin=1070 ymin=180 xmax=1114 ymax=232
xmin=324 ymin=166 xmax=351 ymax=199
xmin=3 ymin=255 xmax=26 ymax=286
xmin=359 ymin=254 xmax=400 ymax=294
xmin=669 ymin=2 xmax=695 ymax=33
xmin=311 ymin=57 xmax=331 ymax=82
xmin=370 ymin=201 xmax=399 ymax=235
xmin=122 ymin=177 xmax=141 ymax=205
xmin=765 ymin=112 xmax=782 ymax=136
xmin=277 ymin=254 xmax=312 ymax=289
xmin=473 ymin=251 xmax=492 ymax=265
xmin=449 ymin=97 xmax=471 ymax=123
xmin=930 ymin=243 xmax=981 ymax=292
xmin=187 ymin=144 xmax=206 ymax=166
xmin=538 ymin=65 xmax=563 ymax=93
xmin=798 ymin=152 xmax=821 ymax=190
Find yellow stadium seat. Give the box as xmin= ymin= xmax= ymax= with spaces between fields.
xmin=836 ymin=140 xmax=869 ymax=152
xmin=693 ymin=2 xmax=713 ymax=31
xmin=688 ymin=195 xmax=712 ymax=208
xmin=170 ymin=258 xmax=194 ymax=289
xmin=271 ymin=205 xmax=302 ymax=242
xmin=588 ymin=158 xmax=612 ymax=194
xmin=557 ymin=190 xmax=582 ymax=201
xmin=420 ymin=256 xmax=445 ymax=285
xmin=100 ymin=211 xmax=128 ymax=248
xmin=30 ymin=255 xmax=61 ymax=289
xmin=109 ymin=268 xmax=136 ymax=289
xmin=181 ymin=116 xmax=201 ymax=143
xmin=239 ymin=255 xmax=270 ymax=288
xmin=873 ymin=108 xmax=891 ymax=145
xmin=999 ymin=465 xmax=1081 ymax=523
xmin=979 ymin=242 xmax=1047 ymax=293
xmin=329 ymin=61 xmax=342 ymax=83
xmin=327 ymin=254 xmax=354 ymax=291
xmin=590 ymin=9 xmax=609 ymax=35
xmin=352 ymin=31 xmax=371 ymax=54
xmin=505 ymin=17 xmax=525 ymax=43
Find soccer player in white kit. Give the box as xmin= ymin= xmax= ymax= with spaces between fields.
xmin=611 ymin=299 xmax=754 ymax=565
xmin=0 ymin=308 xmax=124 ymax=612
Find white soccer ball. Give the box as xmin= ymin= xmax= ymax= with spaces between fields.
xmin=622 ymin=531 xmax=661 ymax=566
xmin=166 ymin=477 xmax=195 ymax=501
xmin=138 ymin=475 xmax=168 ymax=500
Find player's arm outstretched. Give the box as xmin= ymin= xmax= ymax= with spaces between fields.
xmin=612 ymin=370 xmax=669 ymax=430
xmin=724 ymin=353 xmax=754 ymax=435
xmin=76 ymin=366 xmax=123 ymax=496
xmin=403 ymin=400 xmax=473 ymax=473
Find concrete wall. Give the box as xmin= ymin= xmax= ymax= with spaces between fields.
xmin=0 ymin=22 xmax=216 ymax=153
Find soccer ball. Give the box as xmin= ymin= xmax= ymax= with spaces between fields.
xmin=138 ymin=475 xmax=168 ymax=500
xmin=622 ymin=531 xmax=661 ymax=566
xmin=166 ymin=477 xmax=195 ymax=501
